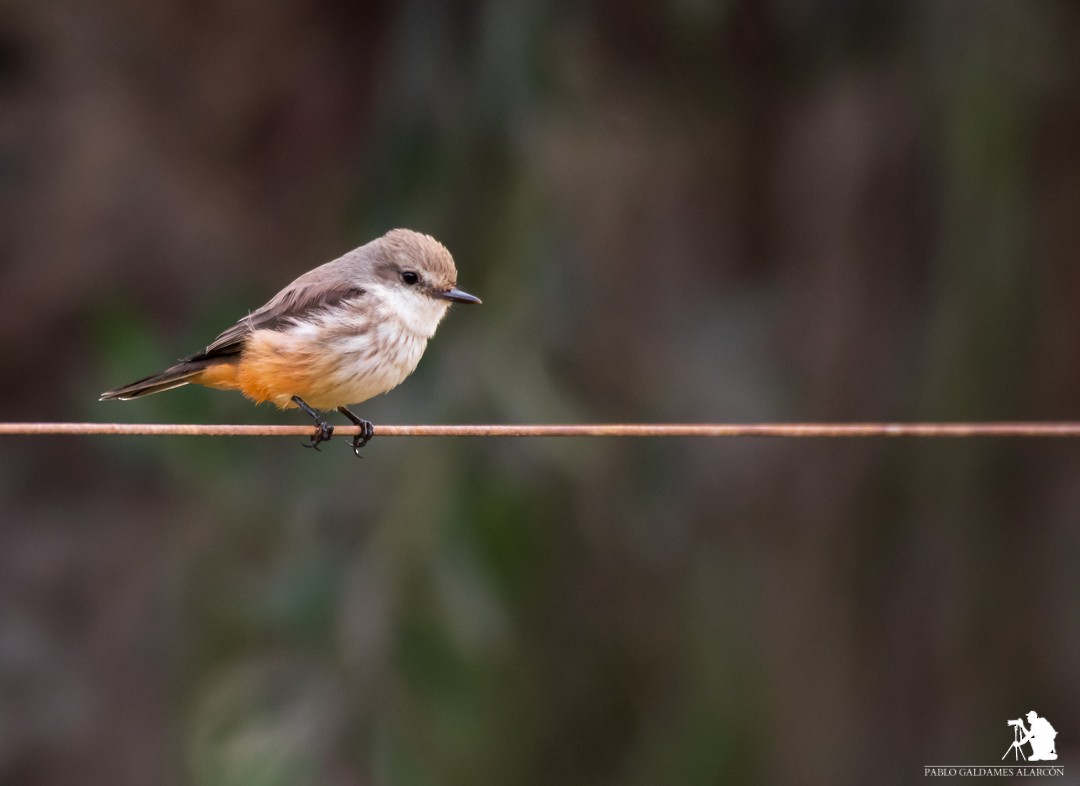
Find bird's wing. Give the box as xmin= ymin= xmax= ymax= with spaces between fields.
xmin=190 ymin=280 xmax=367 ymax=361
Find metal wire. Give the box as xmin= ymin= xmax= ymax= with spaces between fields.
xmin=2 ymin=422 xmax=1080 ymax=437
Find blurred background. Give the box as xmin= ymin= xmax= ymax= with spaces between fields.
xmin=1 ymin=0 xmax=1079 ymax=783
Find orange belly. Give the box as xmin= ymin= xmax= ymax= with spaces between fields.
xmin=189 ymin=327 xmax=417 ymax=411
xmin=192 ymin=356 xmax=320 ymax=411
xmin=192 ymin=362 xmax=242 ymax=391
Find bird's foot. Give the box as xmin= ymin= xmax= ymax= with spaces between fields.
xmin=292 ymin=395 xmax=335 ymax=451
xmin=337 ymin=406 xmax=375 ymax=457
xmin=303 ymin=420 xmax=335 ymax=451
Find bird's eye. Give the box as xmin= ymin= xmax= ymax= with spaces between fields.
xmin=401 ymin=271 xmax=419 ymax=286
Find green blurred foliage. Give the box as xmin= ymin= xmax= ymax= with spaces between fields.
xmin=1 ymin=1 xmax=1079 ymax=785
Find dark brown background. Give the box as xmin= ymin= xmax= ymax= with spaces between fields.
xmin=1 ymin=1 xmax=1078 ymax=784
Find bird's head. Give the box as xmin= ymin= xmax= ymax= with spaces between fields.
xmin=366 ymin=228 xmax=481 ymax=337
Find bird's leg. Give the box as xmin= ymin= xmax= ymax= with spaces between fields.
xmin=337 ymin=406 xmax=375 ymax=457
xmin=292 ymin=395 xmax=334 ymax=450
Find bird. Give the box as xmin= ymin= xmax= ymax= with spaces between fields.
xmin=100 ymin=228 xmax=481 ymax=455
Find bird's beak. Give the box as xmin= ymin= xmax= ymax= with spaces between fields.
xmin=440 ymin=287 xmax=482 ymax=304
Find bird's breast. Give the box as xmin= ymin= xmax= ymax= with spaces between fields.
xmin=236 ymin=309 xmax=430 ymax=409
xmin=335 ymin=317 xmax=427 ymax=389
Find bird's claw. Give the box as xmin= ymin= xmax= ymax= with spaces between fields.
xmin=336 ymin=406 xmax=374 ymax=458
xmin=292 ymin=397 xmax=373 ymax=458
xmin=348 ymin=420 xmax=375 ymax=457
xmin=302 ymin=421 xmax=334 ymax=450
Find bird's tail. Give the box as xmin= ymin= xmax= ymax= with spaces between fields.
xmin=100 ymin=358 xmax=229 ymax=400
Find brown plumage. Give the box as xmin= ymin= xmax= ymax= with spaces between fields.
xmin=100 ymin=229 xmax=481 ymax=451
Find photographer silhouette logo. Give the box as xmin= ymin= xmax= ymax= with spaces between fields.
xmin=923 ymin=710 xmax=1063 ymax=778
xmin=1003 ymin=711 xmax=1058 ymax=762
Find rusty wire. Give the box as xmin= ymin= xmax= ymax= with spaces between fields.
xmin=2 ymin=422 xmax=1080 ymax=438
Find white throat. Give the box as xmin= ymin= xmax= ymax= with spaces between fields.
xmin=370 ymin=283 xmax=450 ymax=339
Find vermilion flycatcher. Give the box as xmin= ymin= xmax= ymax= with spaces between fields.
xmin=100 ymin=229 xmax=481 ymax=454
